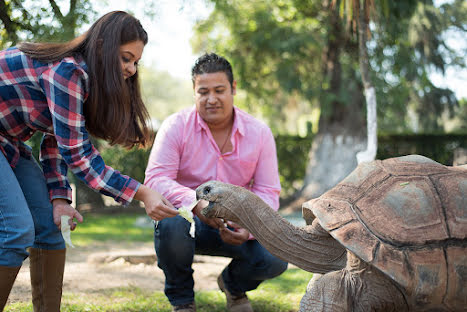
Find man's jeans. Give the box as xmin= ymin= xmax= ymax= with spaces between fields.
xmin=154 ymin=214 xmax=288 ymax=306
xmin=0 ymin=153 xmax=65 ymax=267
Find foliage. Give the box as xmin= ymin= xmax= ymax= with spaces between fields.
xmin=98 ymin=142 xmax=152 ymax=184
xmin=0 ymin=0 xmax=96 ymax=48
xmin=193 ymin=0 xmax=467 ymax=134
xmin=276 ymin=135 xmax=313 ymax=197
xmin=377 ymin=133 xmax=467 ymax=165
xmin=139 ymin=67 xmax=194 ymax=120
xmin=370 ymin=0 xmax=467 ymax=133
xmin=192 ymin=0 xmax=350 ymax=133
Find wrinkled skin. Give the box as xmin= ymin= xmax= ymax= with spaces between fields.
xmin=196 ymin=181 xmax=417 ymax=311
xmin=196 ymin=155 xmax=467 ymax=311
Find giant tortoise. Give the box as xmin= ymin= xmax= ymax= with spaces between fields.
xmin=196 ymin=155 xmax=467 ymax=311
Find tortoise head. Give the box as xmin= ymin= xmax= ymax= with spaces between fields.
xmin=196 ymin=180 xmax=247 ymax=223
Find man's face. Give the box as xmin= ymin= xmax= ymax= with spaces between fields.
xmin=194 ymin=72 xmax=236 ymax=127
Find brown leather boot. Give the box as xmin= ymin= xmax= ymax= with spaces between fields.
xmin=29 ymin=248 xmax=66 ymax=312
xmin=0 ymin=265 xmax=21 ymax=311
xmin=217 ymin=274 xmax=253 ymax=312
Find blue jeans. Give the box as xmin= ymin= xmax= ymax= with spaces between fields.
xmin=0 ymin=153 xmax=65 ymax=267
xmin=154 ymin=215 xmax=288 ymax=306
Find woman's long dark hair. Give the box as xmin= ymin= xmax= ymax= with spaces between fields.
xmin=18 ymin=11 xmax=151 ymax=148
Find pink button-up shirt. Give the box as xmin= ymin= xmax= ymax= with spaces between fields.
xmin=144 ymin=106 xmax=281 ymax=213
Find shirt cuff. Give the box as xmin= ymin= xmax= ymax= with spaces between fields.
xmin=180 ymin=192 xmax=197 ymax=211
xmin=114 ymin=178 xmax=141 ymax=206
xmin=50 ymin=188 xmax=72 ymax=203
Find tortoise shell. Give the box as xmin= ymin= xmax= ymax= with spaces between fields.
xmin=302 ymin=155 xmax=467 ymax=309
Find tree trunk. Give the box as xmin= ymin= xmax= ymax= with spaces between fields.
xmin=356 ymin=0 xmax=378 ymax=165
xmin=292 ymin=3 xmax=366 ymax=207
xmin=73 ymin=176 xmax=106 ymax=212
xmin=301 ymin=131 xmax=366 ymax=199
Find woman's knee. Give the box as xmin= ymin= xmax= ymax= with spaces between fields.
xmin=0 ymin=216 xmax=35 ymax=266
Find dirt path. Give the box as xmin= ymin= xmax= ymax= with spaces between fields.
xmin=8 ymin=241 xmax=231 ymax=304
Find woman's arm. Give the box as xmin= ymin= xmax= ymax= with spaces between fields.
xmin=134 ymin=184 xmax=178 ymax=221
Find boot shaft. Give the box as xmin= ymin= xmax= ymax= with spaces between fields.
xmin=0 ymin=265 xmax=21 ymax=311
xmin=29 ymin=248 xmax=66 ymax=312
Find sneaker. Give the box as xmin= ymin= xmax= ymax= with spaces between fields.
xmin=217 ymin=274 xmax=254 ymax=312
xmin=172 ymin=301 xmax=196 ymax=312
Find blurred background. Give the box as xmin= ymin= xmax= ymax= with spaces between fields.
xmin=2 ymin=0 xmax=466 ymax=213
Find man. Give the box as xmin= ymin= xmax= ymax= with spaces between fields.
xmin=144 ymin=53 xmax=287 ymax=312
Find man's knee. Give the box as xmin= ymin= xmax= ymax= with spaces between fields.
xmin=269 ymin=257 xmax=288 ymax=277
xmin=155 ymin=215 xmax=193 ymax=255
xmin=157 ymin=215 xmax=191 ymax=239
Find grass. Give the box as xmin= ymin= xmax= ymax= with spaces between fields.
xmin=69 ymin=213 xmax=155 ymax=245
xmin=5 ymin=213 xmax=311 ymax=312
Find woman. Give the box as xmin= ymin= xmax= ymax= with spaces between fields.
xmin=0 ymin=11 xmax=178 ymax=311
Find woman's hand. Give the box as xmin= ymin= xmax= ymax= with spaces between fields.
xmin=193 ymin=200 xmax=224 ymax=229
xmin=219 ymin=221 xmax=249 ymax=245
xmin=52 ymin=198 xmax=84 ymax=231
xmin=136 ymin=185 xmax=178 ymax=221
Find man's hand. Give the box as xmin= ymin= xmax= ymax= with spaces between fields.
xmin=219 ymin=221 xmax=249 ymax=245
xmin=136 ymin=185 xmax=179 ymax=221
xmin=193 ymin=200 xmax=225 ymax=229
xmin=52 ymin=198 xmax=83 ymax=231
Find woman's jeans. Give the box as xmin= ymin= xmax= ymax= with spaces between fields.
xmin=0 ymin=153 xmax=65 ymax=267
xmin=154 ymin=215 xmax=288 ymax=306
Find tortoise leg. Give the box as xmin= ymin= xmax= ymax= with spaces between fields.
xmin=344 ymin=251 xmax=409 ymax=312
xmin=299 ymin=270 xmax=348 ymax=312
xmin=299 ymin=252 xmax=409 ymax=312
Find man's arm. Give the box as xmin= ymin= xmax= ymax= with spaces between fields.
xmin=144 ymin=114 xmax=197 ymax=209
xmin=250 ymin=125 xmax=281 ymax=211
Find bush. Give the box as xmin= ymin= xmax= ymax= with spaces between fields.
xmin=26 ymin=132 xmax=466 ymax=201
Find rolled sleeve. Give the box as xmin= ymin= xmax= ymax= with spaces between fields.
xmin=40 ymin=133 xmax=73 ymax=202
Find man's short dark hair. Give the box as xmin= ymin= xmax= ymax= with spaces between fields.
xmin=191 ymin=53 xmax=234 ymax=87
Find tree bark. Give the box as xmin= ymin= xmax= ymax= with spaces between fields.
xmin=296 ymin=3 xmax=366 ymax=205
xmin=356 ymin=0 xmax=377 ymax=164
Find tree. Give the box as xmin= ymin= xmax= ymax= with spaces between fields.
xmin=337 ymin=0 xmax=379 ymax=164
xmin=0 ymin=0 xmax=96 ymax=48
xmin=193 ymin=0 xmax=466 ymax=204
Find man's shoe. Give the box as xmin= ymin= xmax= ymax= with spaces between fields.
xmin=217 ymin=275 xmax=253 ymax=312
xmin=172 ymin=301 xmax=196 ymax=312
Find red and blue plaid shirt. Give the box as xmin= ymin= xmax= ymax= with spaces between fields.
xmin=0 ymin=47 xmax=139 ymax=205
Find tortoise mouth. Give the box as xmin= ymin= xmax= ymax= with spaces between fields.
xmin=201 ymin=201 xmax=216 ymax=217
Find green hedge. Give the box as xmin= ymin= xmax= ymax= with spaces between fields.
xmin=27 ymin=132 xmax=466 ymax=198
xmin=275 ymin=135 xmax=313 ymax=197
xmin=377 ymin=133 xmax=467 ymax=166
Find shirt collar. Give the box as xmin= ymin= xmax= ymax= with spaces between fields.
xmin=195 ymin=106 xmax=245 ymax=136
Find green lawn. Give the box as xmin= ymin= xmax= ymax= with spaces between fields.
xmin=69 ymin=213 xmax=156 ymax=245
xmin=5 ymin=213 xmax=311 ymax=312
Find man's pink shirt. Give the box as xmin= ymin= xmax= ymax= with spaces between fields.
xmin=144 ymin=106 xmax=281 ymax=212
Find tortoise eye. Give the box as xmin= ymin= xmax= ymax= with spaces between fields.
xmin=203 ymin=186 xmax=211 ymax=195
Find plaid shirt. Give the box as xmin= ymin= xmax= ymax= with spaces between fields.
xmin=0 ymin=47 xmax=139 ymax=205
